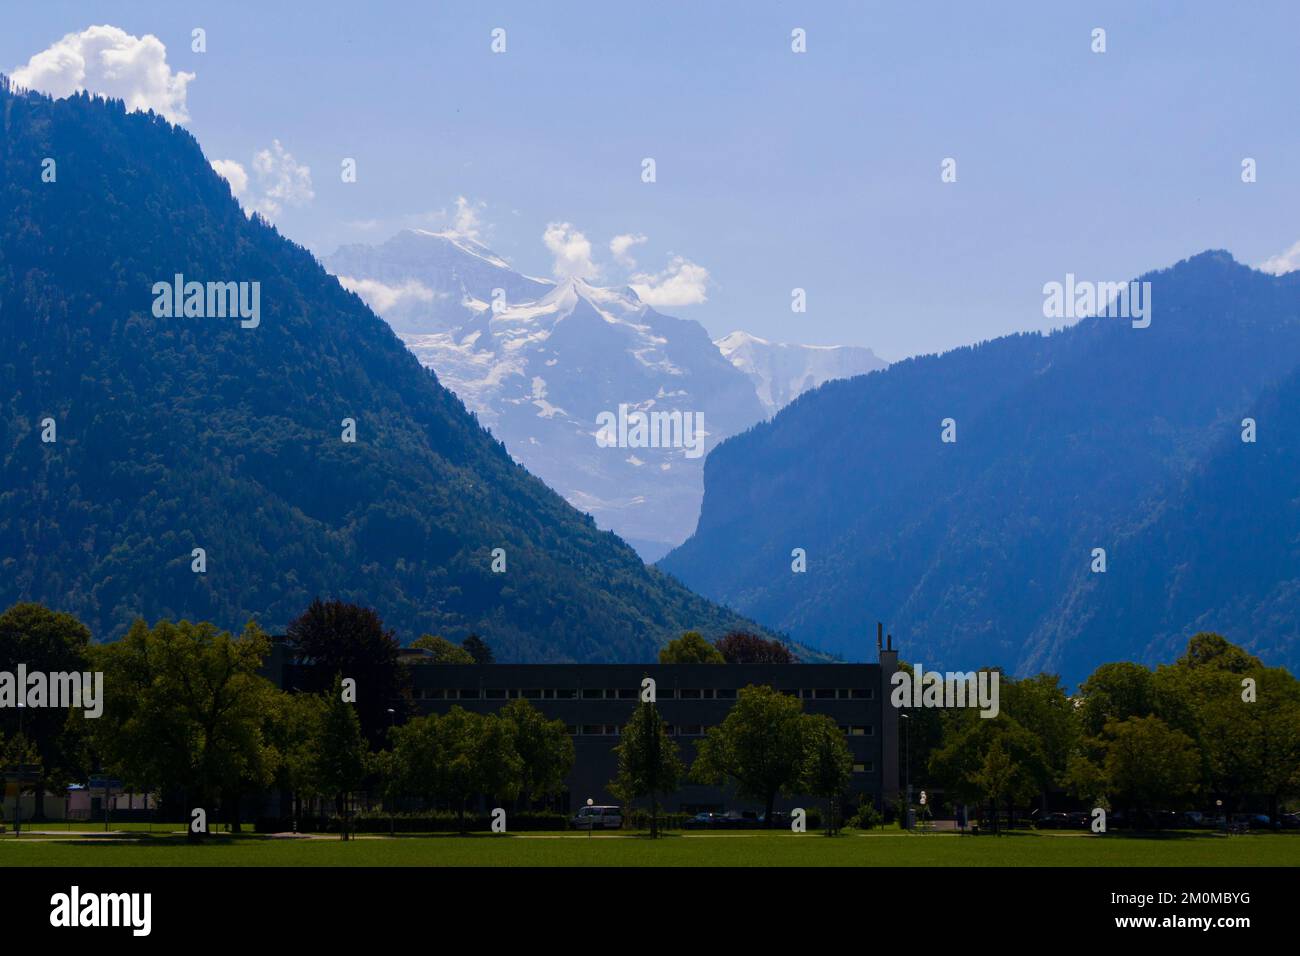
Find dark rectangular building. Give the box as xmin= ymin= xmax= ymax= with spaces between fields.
xmin=396 ymin=648 xmax=900 ymax=813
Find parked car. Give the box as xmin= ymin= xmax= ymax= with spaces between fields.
xmin=571 ymin=805 xmax=623 ymax=830
xmin=685 ymin=810 xmax=759 ymax=829
xmin=1241 ymin=813 xmax=1274 ymax=830
xmin=712 ymin=811 xmax=749 ymax=829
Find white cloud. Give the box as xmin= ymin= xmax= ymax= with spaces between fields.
xmin=1258 ymin=241 xmax=1300 ymax=276
xmin=543 ymin=222 xmax=598 ymax=279
xmin=610 ymin=233 xmax=648 ymax=268
xmin=213 ymin=140 xmax=313 ymax=220
xmin=630 ymin=256 xmax=710 ymax=307
xmin=11 ymin=24 xmax=194 ymax=123
xmin=210 ymin=159 xmax=248 ymax=198
xmin=250 ymin=140 xmax=314 ymax=218
xmin=336 ymin=276 xmax=435 ymax=314
xmin=452 ymin=196 xmax=485 ymax=240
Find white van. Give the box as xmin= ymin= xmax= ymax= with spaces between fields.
xmin=571 ymin=805 xmax=623 ymax=830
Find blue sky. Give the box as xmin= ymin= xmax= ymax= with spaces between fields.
xmin=5 ymin=1 xmax=1300 ymax=359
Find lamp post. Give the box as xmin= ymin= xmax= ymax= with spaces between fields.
xmin=899 ymin=713 xmax=911 ymax=830
xmin=386 ymin=708 xmax=396 ymax=837
xmin=13 ymin=699 xmax=24 ymax=838
xmin=586 ymin=797 xmax=594 ymax=838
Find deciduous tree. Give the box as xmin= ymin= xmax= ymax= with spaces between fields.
xmin=610 ymin=700 xmax=683 ymax=837
xmin=691 ymin=684 xmax=805 ymax=825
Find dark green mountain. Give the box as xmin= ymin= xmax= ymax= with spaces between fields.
xmin=0 ymin=79 xmax=768 ymax=661
xmin=660 ymin=250 xmax=1300 ymax=682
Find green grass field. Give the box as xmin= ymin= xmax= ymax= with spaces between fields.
xmin=3 ymin=829 xmax=1298 ymax=866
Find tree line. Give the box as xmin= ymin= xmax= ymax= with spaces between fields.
xmin=905 ymin=633 xmax=1300 ymax=831
xmin=0 ymin=599 xmax=832 ymax=838
xmin=3 ymin=597 xmax=1297 ymax=837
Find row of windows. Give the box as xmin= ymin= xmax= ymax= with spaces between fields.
xmin=414 ymin=687 xmax=874 ymax=702
xmin=565 ymin=724 xmax=873 ymax=738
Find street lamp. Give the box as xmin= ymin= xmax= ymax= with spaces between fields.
xmin=899 ymin=713 xmax=911 ymax=830
xmin=386 ymin=708 xmax=397 ymax=836
xmin=586 ymin=797 xmax=594 ymax=838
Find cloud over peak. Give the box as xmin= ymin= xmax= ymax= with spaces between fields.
xmin=630 ymin=255 xmax=710 ymax=307
xmin=212 ymin=140 xmax=314 ymax=220
xmin=543 ymin=222 xmax=598 ymax=279
xmin=11 ymin=24 xmax=194 ymax=123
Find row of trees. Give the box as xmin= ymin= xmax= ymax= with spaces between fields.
xmin=908 ymin=634 xmax=1300 ymax=831
xmin=657 ymin=630 xmax=796 ymax=664
xmin=611 ymin=685 xmax=853 ymax=836
xmin=379 ymin=698 xmax=573 ymax=834
xmin=0 ymin=603 xmax=576 ymax=840
xmin=0 ymin=599 xmax=849 ymax=838
xmin=6 ymin=595 xmax=1296 ymax=837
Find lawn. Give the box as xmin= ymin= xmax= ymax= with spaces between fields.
xmin=3 ymin=829 xmax=1298 ymax=866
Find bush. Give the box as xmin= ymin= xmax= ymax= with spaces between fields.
xmin=848 ymin=804 xmax=883 ymax=831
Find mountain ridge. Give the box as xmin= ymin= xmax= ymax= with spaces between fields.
xmin=661 ymin=249 xmax=1300 ymax=681
xmin=0 ymin=81 xmax=778 ymax=662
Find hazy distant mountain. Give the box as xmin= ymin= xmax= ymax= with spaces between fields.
xmin=330 ymin=232 xmax=875 ymax=561
xmin=661 ymin=251 xmax=1300 ymax=682
xmin=716 ymin=330 xmax=887 ymax=416
xmin=327 ymin=229 xmax=552 ymax=334
xmin=0 ymin=80 xmax=773 ymax=661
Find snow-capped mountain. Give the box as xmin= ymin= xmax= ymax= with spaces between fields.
xmin=326 ymin=231 xmax=765 ymax=560
xmin=715 ymin=330 xmax=888 ymax=416
xmin=325 ymin=230 xmax=884 ymax=560
xmin=329 ymin=229 xmax=552 ymax=334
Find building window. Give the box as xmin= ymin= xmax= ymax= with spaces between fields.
xmin=814 ymin=688 xmax=836 ymax=699
xmin=554 ymin=688 xmax=576 ymax=699
xmin=565 ymin=725 xmax=578 ymax=736
xmin=582 ymin=688 xmax=604 ymax=699
xmin=681 ymin=688 xmax=701 ymax=700
xmin=485 ymin=688 xmax=506 ymax=699
xmin=716 ymin=688 xmax=736 ymax=700
xmin=456 ymin=689 xmax=479 ymax=700
xmin=850 ymin=688 xmax=869 ymax=699
xmin=522 ymin=688 xmax=542 ymax=699
xmin=681 ymin=724 xmax=705 ymax=736
xmin=852 ymin=763 xmax=866 ymax=774
xmin=658 ymin=688 xmax=677 ymax=699
xmin=581 ymin=725 xmax=603 ymax=736
xmin=617 ymin=688 xmax=636 ymax=700
xmin=848 ymin=726 xmax=867 ymax=736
